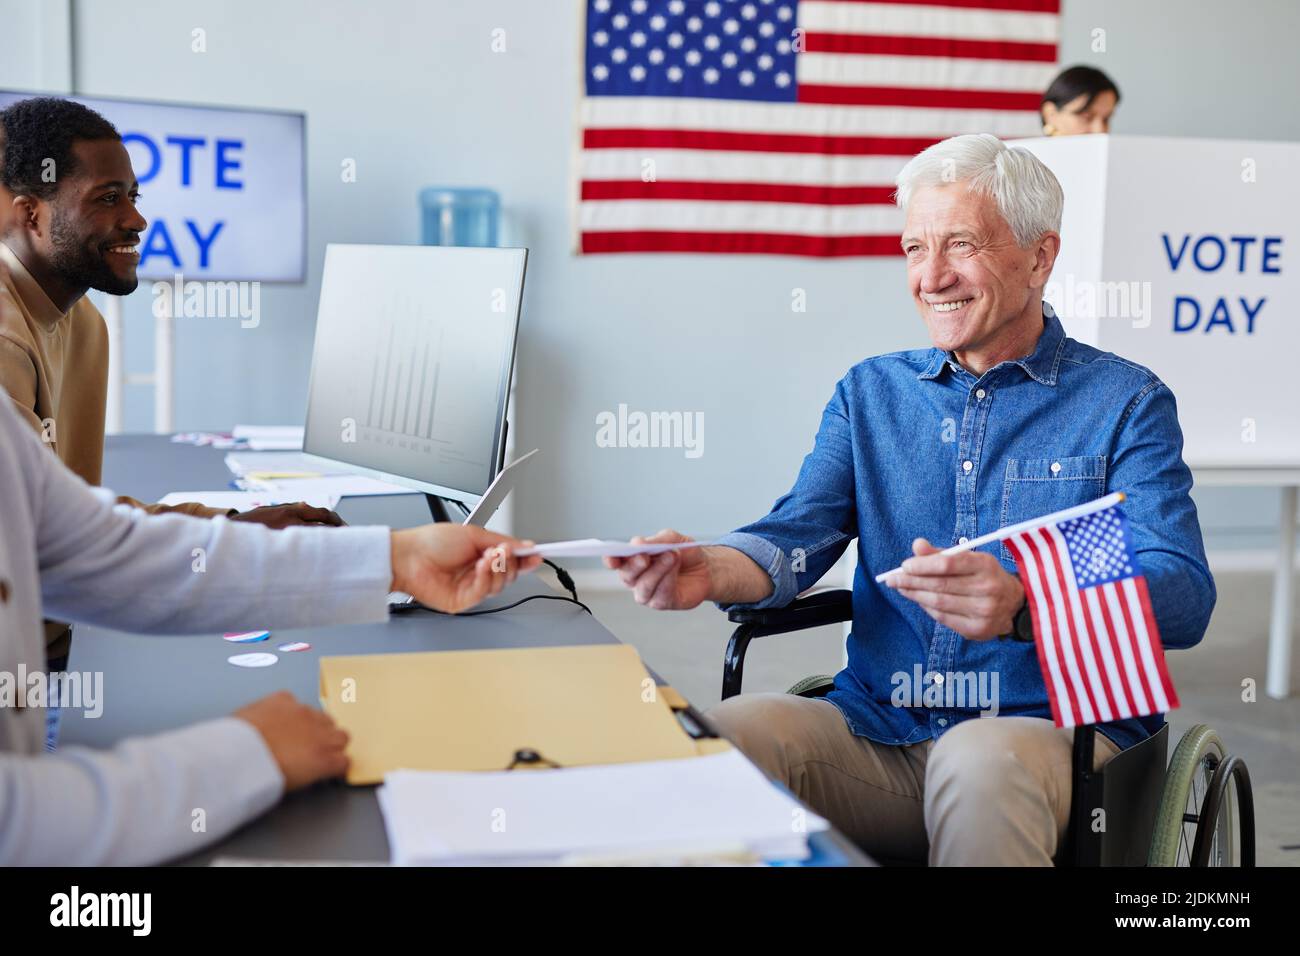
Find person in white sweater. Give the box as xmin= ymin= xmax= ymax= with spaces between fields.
xmin=0 ymin=384 xmax=541 ymax=864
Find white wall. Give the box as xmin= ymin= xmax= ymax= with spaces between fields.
xmin=3 ymin=0 xmax=1296 ymax=549
xmin=0 ymin=0 xmax=71 ymax=92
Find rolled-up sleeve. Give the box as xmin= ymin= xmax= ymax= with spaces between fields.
xmin=716 ymin=378 xmax=857 ymax=611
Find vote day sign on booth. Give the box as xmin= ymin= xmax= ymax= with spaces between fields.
xmin=0 ymin=91 xmax=305 ymax=282
xmin=1014 ymin=134 xmax=1295 ymax=468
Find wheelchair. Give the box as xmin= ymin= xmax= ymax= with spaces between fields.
xmin=721 ymin=589 xmax=1256 ymax=866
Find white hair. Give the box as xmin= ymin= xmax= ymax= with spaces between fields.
xmin=894 ymin=133 xmax=1063 ymax=247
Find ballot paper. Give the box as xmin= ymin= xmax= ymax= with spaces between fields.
xmin=514 ymin=538 xmax=714 ymax=558
xmin=158 ymin=490 xmax=341 ymax=511
xmin=377 ymin=749 xmax=827 ymax=866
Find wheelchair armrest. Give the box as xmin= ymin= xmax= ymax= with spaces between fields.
xmin=722 ymin=589 xmax=853 ymax=700
xmin=726 ymin=588 xmax=854 ymax=635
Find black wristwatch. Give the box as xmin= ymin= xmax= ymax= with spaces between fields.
xmin=1009 ymin=599 xmax=1033 ymax=642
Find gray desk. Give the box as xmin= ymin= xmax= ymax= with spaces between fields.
xmin=59 ymin=435 xmax=870 ymax=866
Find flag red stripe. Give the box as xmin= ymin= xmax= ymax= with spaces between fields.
xmin=580 ymin=231 xmax=902 ymax=256
xmin=802 ymin=32 xmax=1058 ymax=62
xmin=581 ymin=180 xmax=897 ymax=205
xmin=1006 ymin=535 xmax=1066 ymax=726
xmin=582 ymin=128 xmax=940 ymax=156
xmin=1134 ymin=576 xmax=1180 ymax=709
xmin=814 ymin=0 xmax=1061 ymax=12
xmin=798 ymin=84 xmax=1045 ymax=111
xmin=1038 ymin=528 xmax=1102 ymax=723
xmin=1087 ymin=587 xmax=1138 ymax=717
xmin=1021 ymin=531 xmax=1083 ymax=724
xmin=1113 ymin=582 xmax=1159 ymax=710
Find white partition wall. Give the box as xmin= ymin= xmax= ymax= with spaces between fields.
xmin=1016 ymin=134 xmax=1300 ymax=697
xmin=1015 ymin=134 xmax=1299 ymax=467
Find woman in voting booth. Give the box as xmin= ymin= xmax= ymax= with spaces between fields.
xmin=1040 ymin=65 xmax=1121 ymax=136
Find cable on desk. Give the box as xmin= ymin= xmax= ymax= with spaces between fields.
xmin=391 ymin=592 xmax=592 ymax=617
xmin=542 ymin=558 xmax=579 ymax=603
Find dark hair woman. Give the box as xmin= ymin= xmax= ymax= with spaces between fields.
xmin=1040 ymin=65 xmax=1120 ymax=136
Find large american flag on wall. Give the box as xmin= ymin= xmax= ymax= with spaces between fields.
xmin=575 ymin=0 xmax=1060 ymax=256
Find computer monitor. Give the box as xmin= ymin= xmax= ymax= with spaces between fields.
xmin=302 ymin=243 xmax=527 ymax=506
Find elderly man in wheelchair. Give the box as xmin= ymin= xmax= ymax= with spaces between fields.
xmin=606 ymin=134 xmax=1252 ymax=867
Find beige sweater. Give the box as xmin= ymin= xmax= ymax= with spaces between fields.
xmin=0 ymin=241 xmax=229 ymax=655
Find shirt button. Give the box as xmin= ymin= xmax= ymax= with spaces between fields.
xmin=0 ymin=578 xmax=8 ymax=603
xmin=958 ymin=536 xmax=969 ymax=545
xmin=937 ymin=718 xmax=948 ymax=727
xmin=1050 ymin=461 xmax=1062 ymax=474
xmin=975 ymin=389 xmax=986 ymax=400
xmin=962 ymin=460 xmax=973 ymax=472
xmin=933 ymin=673 xmax=944 ymax=685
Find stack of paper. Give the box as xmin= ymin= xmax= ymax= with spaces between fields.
xmin=240 ymin=474 xmax=413 ymax=499
xmin=224 ymin=451 xmax=348 ymax=480
xmin=231 ymin=425 xmax=305 ymax=451
xmin=377 ymin=750 xmax=828 ymax=865
xmin=225 ymin=451 xmax=412 ymax=499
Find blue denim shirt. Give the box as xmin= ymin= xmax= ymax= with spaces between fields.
xmin=716 ymin=304 xmax=1215 ymax=752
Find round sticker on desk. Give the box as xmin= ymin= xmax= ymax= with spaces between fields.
xmin=228 ymin=652 xmax=278 ymax=668
xmin=277 ymin=641 xmax=311 ymax=653
xmin=224 ymin=630 xmax=270 ymax=643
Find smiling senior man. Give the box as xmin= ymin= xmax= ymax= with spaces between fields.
xmin=606 ymin=133 xmax=1215 ymax=866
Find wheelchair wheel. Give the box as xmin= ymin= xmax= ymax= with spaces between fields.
xmin=786 ymin=675 xmax=835 ymax=698
xmin=1148 ymin=725 xmax=1239 ymax=866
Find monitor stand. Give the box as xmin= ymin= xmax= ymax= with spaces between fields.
xmin=424 ymin=420 xmax=507 ymax=524
xmin=425 ymin=494 xmax=468 ymax=524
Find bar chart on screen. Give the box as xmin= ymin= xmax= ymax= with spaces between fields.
xmin=361 ymin=309 xmax=446 ymax=452
xmin=350 ymin=290 xmax=507 ymax=474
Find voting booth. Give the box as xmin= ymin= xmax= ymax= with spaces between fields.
xmin=1015 ymin=134 xmax=1299 ymax=698
xmin=1015 ymin=134 xmax=1296 ymax=467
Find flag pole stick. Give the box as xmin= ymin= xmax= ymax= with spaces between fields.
xmin=873 ymin=491 xmax=1126 ymax=583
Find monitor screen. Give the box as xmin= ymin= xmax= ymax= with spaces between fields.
xmin=302 ymin=244 xmax=526 ymax=501
xmin=0 ymin=90 xmax=306 ymax=282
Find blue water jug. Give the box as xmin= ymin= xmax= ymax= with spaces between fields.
xmin=420 ymin=187 xmax=500 ymax=247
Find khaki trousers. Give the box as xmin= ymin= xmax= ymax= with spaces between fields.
xmin=707 ymin=693 xmax=1118 ymax=866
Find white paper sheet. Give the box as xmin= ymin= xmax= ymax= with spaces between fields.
xmin=379 ymin=750 xmax=826 ymax=866
xmin=514 ymin=538 xmax=713 ymax=558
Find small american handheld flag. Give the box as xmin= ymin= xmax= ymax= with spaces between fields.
xmin=1004 ymin=502 xmax=1181 ymax=729
xmin=576 ymin=0 xmax=1060 ymax=256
